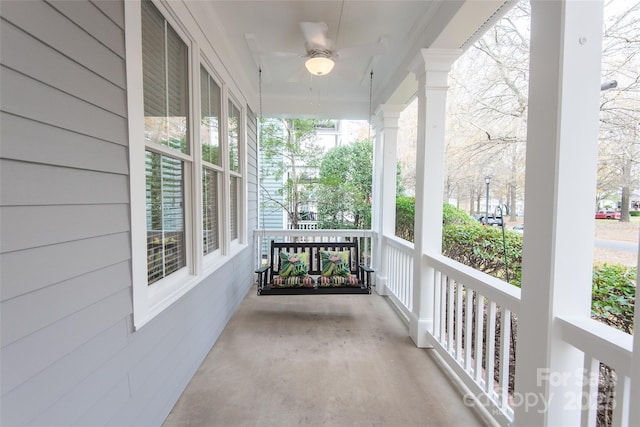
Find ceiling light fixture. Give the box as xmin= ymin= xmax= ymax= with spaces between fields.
xmin=305 ymin=55 xmax=334 ymax=76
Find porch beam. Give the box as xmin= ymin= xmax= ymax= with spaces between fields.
xmin=410 ymin=48 xmax=460 ymax=348
xmin=514 ymin=1 xmax=603 ymax=425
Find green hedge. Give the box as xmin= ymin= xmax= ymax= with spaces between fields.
xmin=442 ymin=223 xmax=523 ymax=287
xmin=592 ymin=264 xmax=636 ymax=333
xmin=630 ymin=210 xmax=639 ymax=217
xmin=395 ymin=196 xmax=415 ymax=242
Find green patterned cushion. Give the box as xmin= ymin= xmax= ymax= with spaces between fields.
xmin=272 ymin=275 xmax=315 ymax=288
xmin=320 ymin=250 xmax=351 ymax=277
xmin=279 ymin=251 xmax=309 ymax=277
xmin=318 ymin=275 xmax=360 ymax=287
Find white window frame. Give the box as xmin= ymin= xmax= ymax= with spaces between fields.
xmin=227 ymin=97 xmax=245 ymax=247
xmin=200 ymin=61 xmax=224 ymax=265
xmin=126 ymin=0 xmax=249 ymax=329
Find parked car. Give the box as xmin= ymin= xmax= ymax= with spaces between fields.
xmin=476 ymin=214 xmax=503 ymax=226
xmin=595 ymin=210 xmax=620 ymax=220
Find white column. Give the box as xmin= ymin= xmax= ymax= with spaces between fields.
xmin=371 ymin=112 xmax=384 ymax=287
xmin=374 ymin=105 xmax=404 ymax=296
xmin=514 ymin=1 xmax=603 ymax=425
xmin=632 ymin=239 xmax=640 ymax=423
xmin=410 ymin=49 xmax=460 ymax=348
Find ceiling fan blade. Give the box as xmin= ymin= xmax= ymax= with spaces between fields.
xmin=287 ymin=63 xmax=309 ymax=83
xmin=332 ymin=63 xmax=360 ymax=81
xmin=245 ymin=33 xmax=302 ymax=58
xmin=335 ymin=42 xmax=388 ymax=59
xmin=300 ymin=22 xmax=329 ymax=49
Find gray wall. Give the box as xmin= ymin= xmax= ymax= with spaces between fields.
xmin=0 ymin=1 xmax=256 ymax=425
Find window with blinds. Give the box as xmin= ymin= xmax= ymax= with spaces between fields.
xmin=142 ymin=0 xmax=189 ymax=284
xmin=201 ymin=66 xmax=222 ymax=255
xmin=228 ymin=100 xmax=241 ymax=242
xmin=202 ymin=169 xmax=219 ymax=254
xmin=230 ymin=175 xmax=239 ymax=241
xmin=228 ymin=100 xmax=240 ymax=172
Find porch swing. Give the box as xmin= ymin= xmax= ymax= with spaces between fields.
xmin=255 ymin=69 xmax=375 ymax=295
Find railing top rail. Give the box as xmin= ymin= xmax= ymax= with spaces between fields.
xmin=558 ymin=316 xmax=633 ymax=376
xmin=425 ymin=252 xmax=521 ymax=312
xmin=254 ymin=229 xmax=376 ymax=238
xmin=382 ymin=234 xmax=415 ymax=251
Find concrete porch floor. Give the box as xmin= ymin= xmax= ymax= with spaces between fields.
xmin=163 ymin=287 xmax=487 ymax=427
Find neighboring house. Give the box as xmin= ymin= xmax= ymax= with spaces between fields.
xmin=258 ymin=119 xmax=369 ymax=230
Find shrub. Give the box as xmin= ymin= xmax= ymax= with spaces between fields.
xmin=442 ymin=223 xmax=523 ymax=287
xmin=443 ymin=203 xmax=478 ymax=226
xmin=395 ymin=196 xmax=415 ymax=242
xmin=592 ymin=264 xmax=636 ymax=333
xmin=629 ymin=210 xmax=639 ymax=217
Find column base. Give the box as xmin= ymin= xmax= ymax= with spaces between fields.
xmin=374 ymin=274 xmax=388 ymax=296
xmin=409 ymin=312 xmax=434 ymax=348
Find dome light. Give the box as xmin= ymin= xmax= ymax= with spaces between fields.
xmin=305 ymin=56 xmax=335 ymax=76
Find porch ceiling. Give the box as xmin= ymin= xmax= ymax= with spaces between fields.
xmin=195 ymin=0 xmax=511 ymax=119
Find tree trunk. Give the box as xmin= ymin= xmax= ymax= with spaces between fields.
xmin=620 ymin=185 xmax=630 ymax=222
xmin=510 ymin=183 xmax=517 ymax=221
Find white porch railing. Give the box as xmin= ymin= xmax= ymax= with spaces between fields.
xmin=378 ymin=235 xmax=634 ymax=426
xmin=558 ymin=316 xmax=633 ymax=427
xmin=382 ymin=235 xmax=414 ymax=319
xmin=426 ymin=253 xmax=520 ymax=425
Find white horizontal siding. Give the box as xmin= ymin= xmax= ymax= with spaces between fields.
xmin=0 ymin=113 xmax=129 ymax=172
xmin=1 ymin=20 xmax=127 ymax=116
xmin=91 ymin=0 xmax=125 ymax=30
xmin=1 ymin=261 xmax=131 ymax=346
xmin=0 ymin=319 xmax=129 ymax=427
xmin=1 ymin=0 xmax=126 ymax=87
xmin=46 ymin=0 xmax=126 ymax=57
xmin=0 ymin=160 xmax=129 ymax=206
xmin=1 ymin=204 xmax=130 ymax=253
xmin=1 ymin=67 xmax=128 ymax=142
xmin=1 ymin=232 xmax=131 ymax=301
xmin=1 ymin=288 xmax=132 ymax=394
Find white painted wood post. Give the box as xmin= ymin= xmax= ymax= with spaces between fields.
xmin=374 ymin=105 xmax=404 ymax=296
xmin=372 ymin=112 xmax=385 ymax=292
xmin=410 ymin=49 xmax=460 ymax=348
xmin=630 ymin=230 xmax=640 ymax=423
xmin=514 ymin=1 xmax=603 ymax=425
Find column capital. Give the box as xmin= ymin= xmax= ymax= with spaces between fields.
xmin=376 ymin=103 xmax=405 ymax=129
xmin=410 ymin=48 xmax=462 ymax=77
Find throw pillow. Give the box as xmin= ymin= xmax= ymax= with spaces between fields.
xmin=279 ymin=251 xmax=309 ymax=277
xmin=320 ymin=250 xmax=351 ymax=277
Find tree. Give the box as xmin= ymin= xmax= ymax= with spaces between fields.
xmin=317 ymin=139 xmax=373 ymax=229
xmin=598 ymin=0 xmax=640 ymax=221
xmin=446 ymin=1 xmax=530 ymax=221
xmin=260 ymin=118 xmax=323 ymax=229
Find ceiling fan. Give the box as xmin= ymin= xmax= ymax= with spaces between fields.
xmin=247 ymin=21 xmax=387 ymax=79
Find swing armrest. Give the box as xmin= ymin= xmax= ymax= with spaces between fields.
xmin=255 ymin=265 xmax=271 ymax=294
xmin=358 ymin=264 xmax=374 ymax=291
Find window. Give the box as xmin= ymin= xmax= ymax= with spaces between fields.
xmin=228 ymin=100 xmax=242 ymax=241
xmin=201 ymin=66 xmax=222 ymax=255
xmin=126 ymin=0 xmax=248 ymax=328
xmin=142 ymin=0 xmax=190 ymax=284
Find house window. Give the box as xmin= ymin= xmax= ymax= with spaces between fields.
xmin=201 ymin=66 xmax=222 ymax=255
xmin=228 ymin=100 xmax=242 ymax=241
xmin=142 ymin=0 xmax=190 ymax=284
xmin=126 ymin=0 xmax=248 ymax=328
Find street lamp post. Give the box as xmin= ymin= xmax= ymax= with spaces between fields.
xmin=485 ymin=176 xmax=491 ymax=225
